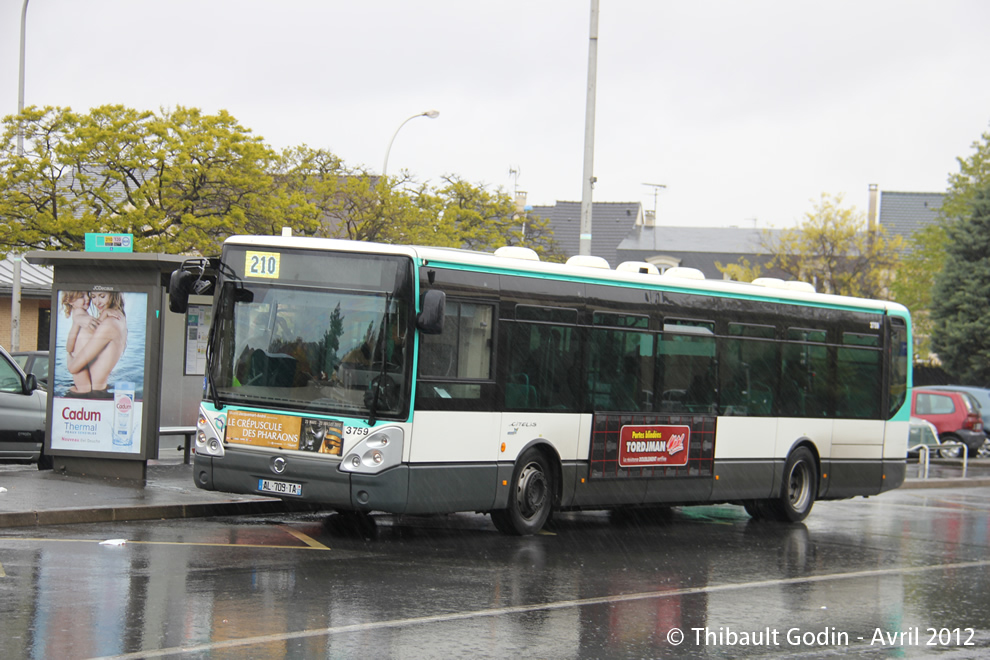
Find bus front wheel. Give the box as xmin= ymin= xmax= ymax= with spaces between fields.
xmin=491 ymin=449 xmax=554 ymax=536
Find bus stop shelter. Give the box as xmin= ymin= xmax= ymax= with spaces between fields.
xmin=26 ymin=251 xmax=207 ymax=481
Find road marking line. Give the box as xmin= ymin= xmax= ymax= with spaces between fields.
xmin=279 ymin=525 xmax=331 ymax=550
xmin=92 ymin=558 xmax=990 ymax=660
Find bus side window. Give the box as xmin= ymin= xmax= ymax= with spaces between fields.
xmin=836 ymin=332 xmax=881 ymax=419
xmin=505 ymin=322 xmax=580 ymax=411
xmin=780 ymin=328 xmax=829 ymax=418
xmin=418 ymin=301 xmax=493 ymax=401
xmin=587 ymin=313 xmax=653 ymax=412
xmin=658 ymin=320 xmax=716 ymax=414
xmin=720 ymin=323 xmax=777 ymax=417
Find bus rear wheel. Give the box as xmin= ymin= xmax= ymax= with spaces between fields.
xmin=491 ymin=449 xmax=554 ymax=536
xmin=745 ymin=447 xmax=817 ymax=523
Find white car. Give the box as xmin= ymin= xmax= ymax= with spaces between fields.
xmin=0 ymin=344 xmax=48 ymax=468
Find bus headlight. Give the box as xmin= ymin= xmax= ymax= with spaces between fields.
xmin=339 ymin=427 xmax=403 ymax=474
xmin=196 ymin=406 xmax=226 ymax=458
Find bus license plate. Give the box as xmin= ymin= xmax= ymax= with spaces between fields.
xmin=258 ymin=479 xmax=302 ymax=496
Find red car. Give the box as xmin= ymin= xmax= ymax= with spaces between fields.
xmin=911 ymin=388 xmax=987 ymax=458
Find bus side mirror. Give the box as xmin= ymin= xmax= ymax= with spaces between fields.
xmin=168 ymin=269 xmax=197 ymax=314
xmin=417 ymin=289 xmax=446 ymax=335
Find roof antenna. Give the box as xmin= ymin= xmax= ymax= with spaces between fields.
xmin=642 ymin=183 xmax=666 ymax=216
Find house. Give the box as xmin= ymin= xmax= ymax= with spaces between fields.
xmin=528 ymin=201 xmax=643 ymax=268
xmin=0 ymin=255 xmax=53 ymax=351
xmin=616 ymin=220 xmax=783 ymax=279
xmin=527 ymin=199 xmax=787 ymax=279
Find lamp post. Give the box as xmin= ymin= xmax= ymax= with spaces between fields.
xmin=381 ymin=110 xmax=439 ymax=182
xmin=17 ymin=0 xmax=30 ymax=156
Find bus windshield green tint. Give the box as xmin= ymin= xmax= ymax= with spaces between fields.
xmin=210 ymin=250 xmax=414 ymax=419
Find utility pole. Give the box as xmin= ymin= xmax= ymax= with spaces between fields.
xmin=579 ymin=0 xmax=599 ymax=256
xmin=12 ymin=0 xmax=30 ymax=350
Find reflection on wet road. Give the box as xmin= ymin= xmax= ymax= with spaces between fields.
xmin=2 ymin=488 xmax=990 ymax=658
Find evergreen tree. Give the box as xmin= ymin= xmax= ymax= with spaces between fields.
xmin=931 ymin=184 xmax=990 ymax=384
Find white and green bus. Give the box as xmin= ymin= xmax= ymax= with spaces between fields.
xmin=169 ymin=235 xmax=911 ymax=535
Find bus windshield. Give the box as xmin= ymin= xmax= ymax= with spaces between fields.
xmin=208 ymin=249 xmax=414 ymax=420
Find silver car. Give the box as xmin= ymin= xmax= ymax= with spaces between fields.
xmin=0 ymin=344 xmax=48 ymax=468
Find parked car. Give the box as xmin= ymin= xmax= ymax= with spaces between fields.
xmin=907 ymin=416 xmax=940 ymax=458
xmin=10 ymin=350 xmax=49 ymax=388
xmin=924 ymin=385 xmax=990 ymax=439
xmin=911 ymin=388 xmax=987 ymax=458
xmin=0 ymin=344 xmax=49 ymax=468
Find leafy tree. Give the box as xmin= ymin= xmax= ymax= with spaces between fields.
xmin=943 ymin=127 xmax=990 ymax=221
xmin=421 ymin=176 xmax=562 ymax=258
xmin=412 ymin=176 xmax=514 ymax=249
xmin=715 ymin=255 xmax=765 ymax=283
xmin=1 ymin=105 xmax=559 ymax=259
xmin=513 ymin=209 xmax=566 ymax=262
xmin=0 ymin=105 xmax=306 ymax=256
xmin=890 ymin=223 xmax=949 ymax=358
xmin=890 ymin=125 xmax=990 ymax=361
xmin=274 ymin=146 xmax=427 ymax=243
xmin=718 ymin=193 xmax=902 ymax=298
xmin=930 ymin=184 xmax=990 ymax=384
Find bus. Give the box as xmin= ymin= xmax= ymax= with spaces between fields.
xmin=169 ymin=235 xmax=912 ymax=535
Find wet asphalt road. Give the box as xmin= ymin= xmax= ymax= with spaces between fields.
xmin=2 ymin=485 xmax=990 ymax=659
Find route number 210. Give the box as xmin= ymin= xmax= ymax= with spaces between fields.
xmin=245 ymin=251 xmax=281 ymax=279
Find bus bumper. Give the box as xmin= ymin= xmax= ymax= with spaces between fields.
xmin=880 ymin=459 xmax=906 ymax=493
xmin=193 ymin=449 xmax=410 ymax=513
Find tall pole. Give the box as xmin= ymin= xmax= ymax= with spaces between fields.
xmin=17 ymin=0 xmax=30 ymax=156
xmin=579 ymin=0 xmax=599 ymax=257
xmin=12 ymin=0 xmax=30 ymax=350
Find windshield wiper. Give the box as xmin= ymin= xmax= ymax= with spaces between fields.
xmin=366 ymin=292 xmax=392 ymax=427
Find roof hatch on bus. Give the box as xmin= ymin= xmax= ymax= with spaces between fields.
xmin=566 ymin=255 xmax=611 ymax=269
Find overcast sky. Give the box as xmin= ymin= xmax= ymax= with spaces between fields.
xmin=2 ymin=0 xmax=989 ymax=229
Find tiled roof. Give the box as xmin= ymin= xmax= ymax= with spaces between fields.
xmin=877 ymin=191 xmax=945 ymax=251
xmin=615 ymin=225 xmax=785 ymax=279
xmin=0 ymin=255 xmax=54 ymax=297
xmin=529 ymin=201 xmax=643 ymax=268
xmin=617 ymin=225 xmax=781 ymax=254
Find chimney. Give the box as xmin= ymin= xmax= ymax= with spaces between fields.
xmin=514 ymin=191 xmax=528 ymax=214
xmin=868 ymin=184 xmax=878 ymax=233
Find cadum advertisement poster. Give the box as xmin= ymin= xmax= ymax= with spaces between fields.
xmin=50 ymin=289 xmax=149 ymax=455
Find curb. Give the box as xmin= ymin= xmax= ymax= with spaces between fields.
xmin=900 ymin=477 xmax=990 ymax=490
xmin=0 ymin=499 xmax=324 ymax=529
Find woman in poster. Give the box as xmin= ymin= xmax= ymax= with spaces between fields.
xmin=66 ymin=291 xmax=128 ymax=398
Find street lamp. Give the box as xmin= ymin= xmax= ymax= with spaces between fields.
xmin=381 ymin=110 xmax=439 ymax=181
xmin=17 ymin=0 xmax=30 ymax=156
